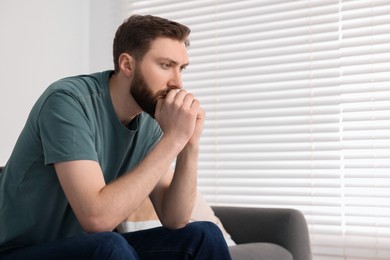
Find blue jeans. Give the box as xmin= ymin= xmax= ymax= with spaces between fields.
xmin=0 ymin=221 xmax=232 ymax=259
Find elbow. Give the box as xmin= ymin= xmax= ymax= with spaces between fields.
xmin=161 ymin=219 xmax=190 ymax=230
xmin=158 ymin=209 xmax=192 ymax=230
xmin=79 ymin=215 xmax=117 ymax=233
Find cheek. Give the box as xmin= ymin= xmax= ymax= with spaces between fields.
xmin=140 ymin=61 xmax=171 ymax=90
xmin=147 ymin=69 xmax=170 ymax=90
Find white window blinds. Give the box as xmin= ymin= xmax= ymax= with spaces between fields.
xmin=124 ymin=1 xmax=390 ymax=259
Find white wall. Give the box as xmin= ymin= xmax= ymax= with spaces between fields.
xmin=89 ymin=0 xmax=127 ymax=72
xmin=0 ymin=0 xmax=127 ymax=165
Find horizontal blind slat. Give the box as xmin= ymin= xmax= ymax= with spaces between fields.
xmin=127 ymin=1 xmax=390 ymax=259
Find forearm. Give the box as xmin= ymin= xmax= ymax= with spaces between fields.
xmin=100 ymin=136 xmax=185 ymax=228
xmin=58 ymin=135 xmax=182 ymax=233
xmin=159 ymin=144 xmax=199 ymax=228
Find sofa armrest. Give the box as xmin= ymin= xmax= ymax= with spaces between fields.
xmin=212 ymin=206 xmax=312 ymax=260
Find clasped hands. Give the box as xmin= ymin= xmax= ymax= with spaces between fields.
xmin=155 ymin=89 xmax=205 ymax=151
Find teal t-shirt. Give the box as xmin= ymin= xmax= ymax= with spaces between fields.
xmin=0 ymin=70 xmax=163 ymax=252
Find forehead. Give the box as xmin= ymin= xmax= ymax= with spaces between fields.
xmin=145 ymin=37 xmax=189 ymax=64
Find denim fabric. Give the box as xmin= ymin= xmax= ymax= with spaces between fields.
xmin=0 ymin=221 xmax=231 ymax=260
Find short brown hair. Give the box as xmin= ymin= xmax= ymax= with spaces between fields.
xmin=113 ymin=14 xmax=191 ymax=72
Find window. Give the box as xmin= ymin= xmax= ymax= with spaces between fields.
xmin=125 ymin=1 xmax=390 ymax=259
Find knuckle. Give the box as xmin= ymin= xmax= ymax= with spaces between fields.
xmin=173 ymin=102 xmax=181 ymax=110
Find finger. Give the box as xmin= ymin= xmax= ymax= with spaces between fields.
xmin=197 ymin=108 xmax=206 ymax=119
xmin=164 ymin=89 xmax=179 ymax=103
xmin=191 ymin=99 xmax=200 ymax=113
xmin=173 ymin=89 xmax=188 ymax=104
xmin=182 ymin=93 xmax=195 ymax=108
xmin=190 ymin=98 xmax=201 ymax=113
xmin=155 ymin=88 xmax=170 ymax=100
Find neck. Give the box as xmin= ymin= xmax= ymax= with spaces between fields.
xmin=109 ymin=72 xmax=142 ymax=125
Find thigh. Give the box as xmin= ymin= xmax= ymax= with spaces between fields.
xmin=1 ymin=232 xmax=138 ymax=260
xmin=121 ymin=221 xmax=231 ymax=260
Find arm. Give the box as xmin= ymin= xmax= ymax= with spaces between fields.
xmin=55 ymin=135 xmax=182 ymax=233
xmin=55 ymin=89 xmax=204 ymax=232
xmin=150 ymin=144 xmax=199 ymax=229
xmin=150 ymin=89 xmax=205 ymax=229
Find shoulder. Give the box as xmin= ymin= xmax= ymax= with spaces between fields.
xmin=31 ymin=71 xmax=112 ymax=114
xmin=45 ymin=71 xmax=110 ymax=99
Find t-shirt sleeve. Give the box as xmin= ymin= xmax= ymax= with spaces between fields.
xmin=37 ymin=91 xmax=98 ymax=165
xmin=144 ymin=119 xmax=163 ymax=157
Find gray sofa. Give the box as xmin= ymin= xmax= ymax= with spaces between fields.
xmin=213 ymin=206 xmax=312 ymax=260
xmin=0 ymin=166 xmax=311 ymax=259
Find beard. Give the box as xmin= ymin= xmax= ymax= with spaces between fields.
xmin=130 ymin=66 xmax=169 ymax=118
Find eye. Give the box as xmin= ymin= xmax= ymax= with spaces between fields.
xmin=160 ymin=63 xmax=171 ymax=70
xmin=180 ymin=66 xmax=187 ymax=73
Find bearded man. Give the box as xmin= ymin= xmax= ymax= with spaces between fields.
xmin=0 ymin=14 xmax=231 ymax=260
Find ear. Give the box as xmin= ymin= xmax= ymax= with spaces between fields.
xmin=118 ymin=53 xmax=135 ymax=77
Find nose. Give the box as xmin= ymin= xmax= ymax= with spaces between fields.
xmin=167 ymin=69 xmax=183 ymax=89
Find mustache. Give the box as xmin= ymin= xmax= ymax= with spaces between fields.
xmin=155 ymin=87 xmax=178 ymax=100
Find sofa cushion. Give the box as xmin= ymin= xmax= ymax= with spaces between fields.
xmin=229 ymin=243 xmax=293 ymax=260
xmin=117 ymin=191 xmax=236 ymax=246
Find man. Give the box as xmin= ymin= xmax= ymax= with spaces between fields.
xmin=0 ymin=14 xmax=232 ymax=259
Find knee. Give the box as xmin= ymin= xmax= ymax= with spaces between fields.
xmin=95 ymin=232 xmax=127 ymax=246
xmin=92 ymin=232 xmax=137 ymax=259
xmin=185 ymin=222 xmax=231 ymax=259
xmin=186 ymin=221 xmax=225 ymax=243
